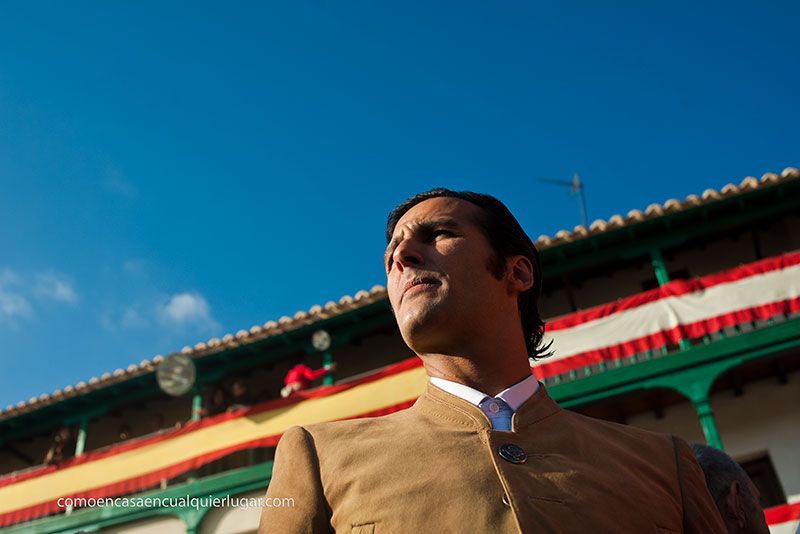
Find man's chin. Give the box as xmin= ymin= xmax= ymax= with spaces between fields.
xmin=399 ymin=303 xmax=440 ymax=331
xmin=406 ymin=336 xmax=462 ymax=358
xmin=399 ymin=309 xmax=458 ymax=353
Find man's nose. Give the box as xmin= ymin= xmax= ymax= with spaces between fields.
xmin=392 ymin=238 xmax=424 ymax=272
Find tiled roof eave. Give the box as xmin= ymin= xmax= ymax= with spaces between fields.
xmin=0 ymin=287 xmax=388 ymax=422
xmin=532 ymin=167 xmax=798 ymax=249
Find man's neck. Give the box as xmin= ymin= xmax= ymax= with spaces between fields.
xmin=420 ymin=352 xmax=532 ymax=397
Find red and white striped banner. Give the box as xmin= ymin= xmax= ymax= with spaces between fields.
xmin=533 ymin=251 xmax=800 ymax=378
xmin=767 ymin=502 xmax=800 ymax=534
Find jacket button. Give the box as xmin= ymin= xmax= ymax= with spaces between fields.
xmin=498 ymin=443 xmax=527 ymax=464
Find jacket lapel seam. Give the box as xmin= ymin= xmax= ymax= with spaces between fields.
xmin=422 ymin=391 xmax=488 ymax=429
xmin=515 ymin=404 xmax=561 ymax=430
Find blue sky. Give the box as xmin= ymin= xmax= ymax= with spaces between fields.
xmin=0 ymin=1 xmax=797 ymax=409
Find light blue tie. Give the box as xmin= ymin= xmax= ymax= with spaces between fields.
xmin=479 ymin=397 xmax=513 ymax=431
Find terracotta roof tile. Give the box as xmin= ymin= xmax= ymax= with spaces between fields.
xmin=572 ymin=225 xmax=589 ymax=237
xmin=607 ymin=214 xmax=626 ymax=228
xmin=684 ymin=194 xmax=702 ymax=206
xmin=644 ymin=204 xmax=663 ymax=216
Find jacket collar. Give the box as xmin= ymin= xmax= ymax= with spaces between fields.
xmin=415 ymin=379 xmax=561 ymax=432
xmin=430 ymin=373 xmax=540 ymax=411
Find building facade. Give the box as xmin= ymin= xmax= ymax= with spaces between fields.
xmin=1 ymin=168 xmax=799 ymax=533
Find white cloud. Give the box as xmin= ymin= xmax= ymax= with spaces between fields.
xmin=34 ymin=272 xmax=78 ymax=303
xmin=0 ymin=269 xmax=32 ymax=323
xmin=101 ymin=290 xmax=218 ymax=335
xmin=120 ymin=308 xmax=149 ymax=329
xmin=0 ymin=268 xmax=78 ymax=326
xmin=0 ymin=288 xmax=32 ymax=322
xmin=157 ymin=292 xmax=219 ymax=330
xmin=100 ymin=306 xmax=150 ymax=332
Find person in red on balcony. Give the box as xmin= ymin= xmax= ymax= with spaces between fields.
xmin=281 ymin=360 xmax=336 ymax=398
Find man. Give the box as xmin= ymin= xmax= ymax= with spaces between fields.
xmin=228 ymin=378 xmax=252 ymax=411
xmin=43 ymin=426 xmax=75 ymax=466
xmin=259 ymin=189 xmax=725 ymax=533
xmin=691 ymin=444 xmax=770 ymax=534
xmin=203 ymin=386 xmax=230 ymax=417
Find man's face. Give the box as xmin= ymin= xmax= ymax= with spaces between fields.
xmin=385 ymin=197 xmax=510 ymax=354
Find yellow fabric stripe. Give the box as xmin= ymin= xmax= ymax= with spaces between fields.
xmin=0 ymin=365 xmax=428 ymax=515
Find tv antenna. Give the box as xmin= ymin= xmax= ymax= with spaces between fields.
xmin=539 ymin=173 xmax=588 ymax=228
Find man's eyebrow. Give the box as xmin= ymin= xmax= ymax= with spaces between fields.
xmin=423 ymin=217 xmax=461 ymax=230
xmin=384 ymin=218 xmax=462 ymax=265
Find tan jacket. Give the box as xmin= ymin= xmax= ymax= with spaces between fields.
xmin=259 ymin=382 xmax=725 ymax=533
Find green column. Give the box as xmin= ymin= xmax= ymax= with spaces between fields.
xmin=649 ymin=248 xmax=670 ymax=287
xmin=692 ymin=396 xmax=724 ymax=450
xmin=661 ymin=366 xmax=726 ymax=451
xmin=191 ymin=388 xmax=203 ymax=422
xmin=323 ymin=351 xmax=334 ymax=386
xmin=650 ymin=247 xmax=692 ymax=351
xmin=74 ymin=418 xmax=88 ymax=457
xmin=65 ymin=418 xmax=89 ymax=516
xmin=181 ymin=505 xmax=210 ymax=534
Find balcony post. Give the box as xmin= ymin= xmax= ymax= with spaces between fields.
xmin=692 ymin=395 xmax=724 ymax=450
xmin=649 ymin=247 xmax=670 ymax=287
xmin=74 ymin=417 xmax=88 ymax=457
xmin=323 ymin=351 xmax=335 ymax=386
xmin=191 ymin=387 xmax=203 ymax=422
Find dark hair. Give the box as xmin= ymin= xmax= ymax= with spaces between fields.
xmin=690 ymin=443 xmax=755 ymax=507
xmin=386 ymin=188 xmax=552 ymax=360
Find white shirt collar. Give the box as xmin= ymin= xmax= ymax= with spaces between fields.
xmin=430 ymin=373 xmax=539 ymax=412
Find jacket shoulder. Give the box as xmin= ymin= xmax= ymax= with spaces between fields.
xmin=559 ymin=408 xmax=675 ymax=449
xmin=302 ymin=404 xmax=417 ymax=443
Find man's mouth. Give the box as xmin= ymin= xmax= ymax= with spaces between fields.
xmin=401 ymin=276 xmax=441 ymax=302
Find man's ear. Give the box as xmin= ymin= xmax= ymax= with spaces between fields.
xmin=725 ymin=480 xmax=747 ymax=529
xmin=506 ymin=256 xmax=534 ymax=294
